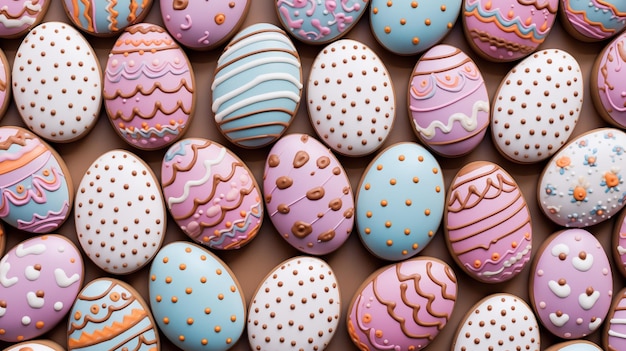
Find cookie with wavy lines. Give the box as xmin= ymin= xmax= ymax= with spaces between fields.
xmin=161 ymin=138 xmax=263 ymax=250
xmin=592 ymin=31 xmax=626 ymax=129
xmin=104 ymin=23 xmax=195 ymax=150
xmin=560 ymin=0 xmax=626 ymax=42
xmin=0 ymin=0 xmax=50 ymax=38
xmin=604 ymin=287 xmax=626 ymax=351
xmin=61 ymin=0 xmax=153 ymax=36
xmin=347 ymin=257 xmax=457 ymax=351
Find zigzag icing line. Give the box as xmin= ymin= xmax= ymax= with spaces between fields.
xmin=0 ymin=166 xmax=65 ymax=216
xmin=104 ymin=79 xmax=193 ymax=99
xmin=465 ymin=1 xmax=552 ymax=41
xmin=119 ymin=121 xmax=184 ymax=139
xmin=204 ymin=201 xmax=262 ymax=248
xmin=0 ymin=0 xmax=41 ymax=28
xmin=413 ymin=100 xmax=489 ymax=139
xmin=111 ymin=100 xmax=192 ymax=121
xmin=68 ymin=308 xmax=148 ymax=348
xmin=167 ymin=147 xmax=226 ymax=207
xmin=162 ymin=140 xmax=212 ymax=185
xmin=16 ymin=201 xmax=70 ymax=233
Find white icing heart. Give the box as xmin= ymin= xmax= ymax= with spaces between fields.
xmin=26 ymin=291 xmax=44 ymax=308
xmin=550 ymin=312 xmax=570 ymax=327
xmin=548 ymin=280 xmax=571 ymax=298
xmin=589 ymin=317 xmax=602 ymax=331
xmin=578 ymin=290 xmax=600 ymax=310
xmin=551 ymin=243 xmax=569 ymax=257
xmin=572 ymin=253 xmax=594 ymax=271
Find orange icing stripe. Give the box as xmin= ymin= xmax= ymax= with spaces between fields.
xmin=465 ymin=7 xmax=545 ymax=43
xmin=0 ymin=144 xmax=47 ymax=175
xmin=68 ymin=308 xmax=148 ymax=348
xmin=107 ymin=0 xmax=119 ymax=31
xmin=565 ymin=1 xmax=614 ymax=34
xmin=79 ymin=0 xmax=94 ymax=32
xmin=128 ymin=0 xmax=138 ymax=22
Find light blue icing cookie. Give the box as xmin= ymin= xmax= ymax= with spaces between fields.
xmin=356 ymin=142 xmax=445 ymax=261
xmin=212 ymin=23 xmax=302 ymax=148
xmin=370 ymin=0 xmax=461 ymax=55
xmin=62 ymin=0 xmax=153 ymax=36
xmin=276 ymin=0 xmax=368 ymax=44
xmin=149 ymin=241 xmax=246 ymax=351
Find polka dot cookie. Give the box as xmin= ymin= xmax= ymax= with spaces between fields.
xmin=74 ymin=150 xmax=166 ymax=275
xmin=308 ymin=39 xmax=395 ymax=157
xmin=247 ymin=256 xmax=341 ymax=351
xmin=149 ymin=241 xmax=246 ymax=351
xmin=356 ymin=142 xmax=445 ymax=261
xmin=491 ymin=49 xmax=583 ymax=163
xmin=12 ymin=22 xmax=102 ymax=142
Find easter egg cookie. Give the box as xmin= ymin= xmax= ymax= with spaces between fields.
xmin=0 ymin=48 xmax=9 ymax=120
xmin=592 ymin=31 xmax=626 ymax=129
xmin=62 ymin=0 xmax=152 ymax=36
xmin=0 ymin=0 xmax=50 ymax=38
xmin=560 ymin=0 xmax=626 ymax=42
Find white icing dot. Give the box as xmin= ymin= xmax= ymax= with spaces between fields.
xmin=565 ymin=332 xmax=572 ymax=338
xmin=152 ymin=59 xmax=159 ymax=66
xmin=537 ymin=269 xmax=544 ymax=276
xmin=603 ymin=268 xmax=609 ymax=275
xmin=21 ymin=316 xmax=31 ymax=325
xmin=57 ymin=245 xmax=65 ymax=253
xmin=539 ymin=301 xmax=546 ymax=309
xmin=54 ymin=301 xmax=63 ymax=311
xmin=576 ymin=318 xmax=583 ymax=324
xmin=174 ymin=57 xmax=180 ymax=65
xmin=575 ymin=235 xmax=582 ymax=241
xmin=111 ymin=59 xmax=118 ymax=67
xmin=129 ymin=60 xmax=135 ymax=67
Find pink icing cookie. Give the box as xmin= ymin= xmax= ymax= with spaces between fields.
xmin=0 ymin=235 xmax=83 ymax=342
xmin=103 ymin=23 xmax=196 ymax=150
xmin=605 ymin=287 xmax=626 ymax=351
xmin=0 ymin=0 xmax=50 ymax=38
xmin=612 ymin=208 xmax=626 ymax=278
xmin=3 ymin=340 xmax=65 ymax=351
xmin=347 ymin=256 xmax=457 ymax=350
xmin=161 ymin=138 xmax=263 ymax=250
xmin=592 ymin=31 xmax=626 ymax=128
xmin=0 ymin=222 xmax=4 ymax=257
xmin=445 ymin=161 xmax=532 ymax=283
xmin=0 ymin=48 xmax=9 ymax=120
xmin=161 ymin=0 xmax=250 ymax=50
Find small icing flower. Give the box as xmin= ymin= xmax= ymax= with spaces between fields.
xmin=567 ymin=212 xmax=580 ymax=223
xmin=605 ymin=131 xmax=616 ymax=140
xmin=555 ymin=156 xmax=572 ymax=175
xmin=601 ymin=168 xmax=622 ymax=193
xmin=568 ymin=177 xmax=590 ymax=204
xmin=577 ymin=139 xmax=588 ymax=148
xmin=584 ymin=152 xmax=597 ymax=167
xmin=590 ymin=204 xmax=608 ymax=217
xmin=544 ymin=184 xmax=557 ymax=196
xmin=613 ymin=145 xmax=624 ymax=156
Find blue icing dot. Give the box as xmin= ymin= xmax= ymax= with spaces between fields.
xmin=356 ymin=142 xmax=444 ymax=260
xmin=149 ymin=241 xmax=246 ymax=351
xmin=370 ymin=0 xmax=461 ymax=55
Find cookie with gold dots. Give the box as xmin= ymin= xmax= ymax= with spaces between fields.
xmin=370 ymin=0 xmax=461 ymax=55
xmin=247 ymin=256 xmax=341 ymax=351
xmin=356 ymin=142 xmax=444 ymax=261
xmin=148 ymin=241 xmax=246 ymax=351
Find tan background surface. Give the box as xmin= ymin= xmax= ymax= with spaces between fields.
xmin=0 ymin=0 xmax=621 ymax=350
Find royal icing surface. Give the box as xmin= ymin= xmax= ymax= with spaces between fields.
xmin=370 ymin=0 xmax=461 ymax=55
xmin=538 ymin=128 xmax=626 ymax=228
xmin=161 ymin=138 xmax=262 ymax=250
xmin=347 ymin=257 xmax=457 ymax=351
xmin=0 ymin=48 xmax=9 ymax=120
xmin=12 ymin=22 xmax=102 ymax=142
xmin=75 ymin=150 xmax=166 ymax=275
xmin=62 ymin=0 xmax=152 ymax=36
xmin=561 ymin=0 xmax=626 ymax=41
xmin=0 ymin=0 xmax=49 ymax=38
xmin=614 ymin=210 xmax=626 ymax=278
xmin=104 ymin=23 xmax=195 ymax=150
xmin=308 ymin=39 xmax=395 ymax=157
xmin=463 ymin=0 xmax=558 ymax=61
xmin=212 ymin=23 xmax=302 ymax=149
xmin=161 ymin=0 xmax=250 ymax=50
xmin=605 ymin=287 xmax=626 ymax=351
xmin=445 ymin=161 xmax=532 ymax=283
xmin=408 ymin=44 xmax=489 ymax=157
xmin=492 ymin=49 xmax=583 ymax=163
xmin=3 ymin=340 xmax=65 ymax=351
xmin=356 ymin=142 xmax=444 ymax=261
xmin=247 ymin=256 xmax=341 ymax=351
xmin=276 ymin=0 xmax=367 ymax=44
xmin=264 ymin=134 xmax=354 ymax=255
xmin=530 ymin=228 xmax=612 ymax=339
xmin=0 ymin=223 xmax=4 ymax=257
xmin=0 ymin=235 xmax=83 ymax=342
xmin=0 ymin=126 xmax=73 ymax=233
xmin=592 ymin=31 xmax=626 ymax=128
xmin=149 ymin=241 xmax=246 ymax=351
xmin=67 ymin=278 xmax=159 ymax=350
xmin=545 ymin=340 xmax=603 ymax=351
xmin=452 ymin=293 xmax=540 ymax=351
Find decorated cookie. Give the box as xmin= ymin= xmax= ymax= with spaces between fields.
xmin=545 ymin=340 xmax=603 ymax=351
xmin=492 ymin=49 xmax=583 ymax=163
xmin=538 ymin=128 xmax=626 ymax=227
xmin=247 ymin=256 xmax=341 ymax=350
xmin=592 ymin=31 xmax=626 ymax=129
xmin=452 ymin=293 xmax=540 ymax=351
xmin=0 ymin=48 xmax=10 ymax=120
xmin=149 ymin=241 xmax=246 ymax=351
xmin=263 ymin=134 xmax=354 ymax=255
xmin=370 ymin=0 xmax=461 ymax=55
xmin=0 ymin=0 xmax=50 ymax=38
xmin=308 ymin=39 xmax=395 ymax=157
xmin=613 ymin=210 xmax=626 ymax=278
xmin=463 ymin=0 xmax=558 ymax=62
xmin=347 ymin=256 xmax=457 ymax=351
xmin=0 ymin=126 xmax=73 ymax=233
xmin=104 ymin=23 xmax=195 ymax=150
xmin=0 ymin=222 xmax=4 ymax=257
xmin=0 ymin=235 xmax=84 ymax=342
xmin=161 ymin=138 xmax=262 ymax=250
xmin=560 ymin=0 xmax=626 ymax=42
xmin=12 ymin=22 xmax=102 ymax=143
xmin=61 ymin=0 xmax=152 ymax=36
xmin=408 ymin=44 xmax=489 ymax=157
xmin=605 ymin=287 xmax=626 ymax=351
xmin=3 ymin=340 xmax=65 ymax=351
xmin=74 ymin=150 xmax=166 ymax=275
xmin=161 ymin=0 xmax=250 ymax=50
xmin=529 ymin=228 xmax=613 ymax=339
xmin=212 ymin=23 xmax=302 ymax=149
xmin=356 ymin=142 xmax=444 ymax=261
xmin=276 ymin=0 xmax=367 ymax=44
xmin=445 ymin=161 xmax=532 ymax=283
xmin=67 ymin=277 xmax=159 ymax=350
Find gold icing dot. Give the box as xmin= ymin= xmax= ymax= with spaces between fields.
xmin=215 ymin=13 xmax=226 ymax=25
xmin=474 ymin=260 xmax=481 ymax=268
xmin=363 ymin=313 xmax=372 ymax=323
xmin=492 ymin=253 xmax=500 ymax=260
xmin=187 ymin=318 xmax=194 ymax=325
xmin=418 ymin=155 xmax=424 ymax=162
xmin=215 ymin=325 xmax=222 ymax=332
xmin=205 ymin=308 xmax=212 ymax=314
xmin=405 ymin=199 xmax=412 ymax=206
xmin=386 ymin=240 xmax=393 ymax=246
xmin=413 ymin=177 xmax=419 ymax=183
xmin=432 ymin=168 xmax=438 ymax=174
xmin=411 ymin=1 xmax=417 ymax=7
xmin=375 ymin=330 xmax=383 ymax=338
xmin=365 ymin=183 xmax=371 ymax=190
xmin=424 ymin=209 xmax=431 ymax=216
xmin=402 ymin=250 xmax=408 ymax=255
xmin=412 ymin=243 xmax=418 ymax=249
xmin=201 ymin=339 xmax=208 ymax=345
xmin=404 ymin=229 xmax=411 ymax=235
xmin=366 ymin=211 xmax=372 ymax=218
xmin=390 ymin=178 xmax=396 ymax=185
xmin=435 ymin=186 xmax=441 ymax=192
xmin=398 ymin=155 xmax=405 ymax=161
xmin=428 ymin=230 xmax=434 ymax=237
xmin=179 ymin=335 xmax=185 ymax=341
xmin=365 ymin=228 xmax=371 ymax=234
xmin=384 ymin=26 xmax=391 ymax=34
xmin=380 ymin=200 xmax=388 ymax=207
xmin=376 ymin=164 xmax=383 ymax=171
xmin=231 ymin=315 xmax=237 ymax=322
xmin=385 ymin=221 xmax=391 ymax=228
xmin=163 ymin=317 xmax=169 ymax=324
xmin=425 ymin=18 xmax=431 ymax=25
xmin=185 ymin=247 xmax=192 ymax=253
xmin=412 ymin=37 xmax=419 ymax=45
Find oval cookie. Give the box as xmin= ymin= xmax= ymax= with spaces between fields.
xmin=545 ymin=340 xmax=603 ymax=351
xmin=560 ymin=0 xmax=626 ymax=42
xmin=3 ymin=340 xmax=65 ymax=351
xmin=247 ymin=256 xmax=341 ymax=350
xmin=161 ymin=138 xmax=263 ymax=250
xmin=613 ymin=209 xmax=626 ymax=278
xmin=605 ymin=287 xmax=626 ymax=351
xmin=75 ymin=149 xmax=166 ymax=275
xmin=356 ymin=142 xmax=445 ymax=261
xmin=538 ymin=128 xmax=626 ymax=227
xmin=12 ymin=22 xmax=102 ymax=142
xmin=62 ymin=0 xmax=152 ymax=36
xmin=0 ymin=0 xmax=50 ymax=38
xmin=308 ymin=39 xmax=395 ymax=157
xmin=592 ymin=31 xmax=626 ymax=129
xmin=104 ymin=23 xmax=196 ymax=150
